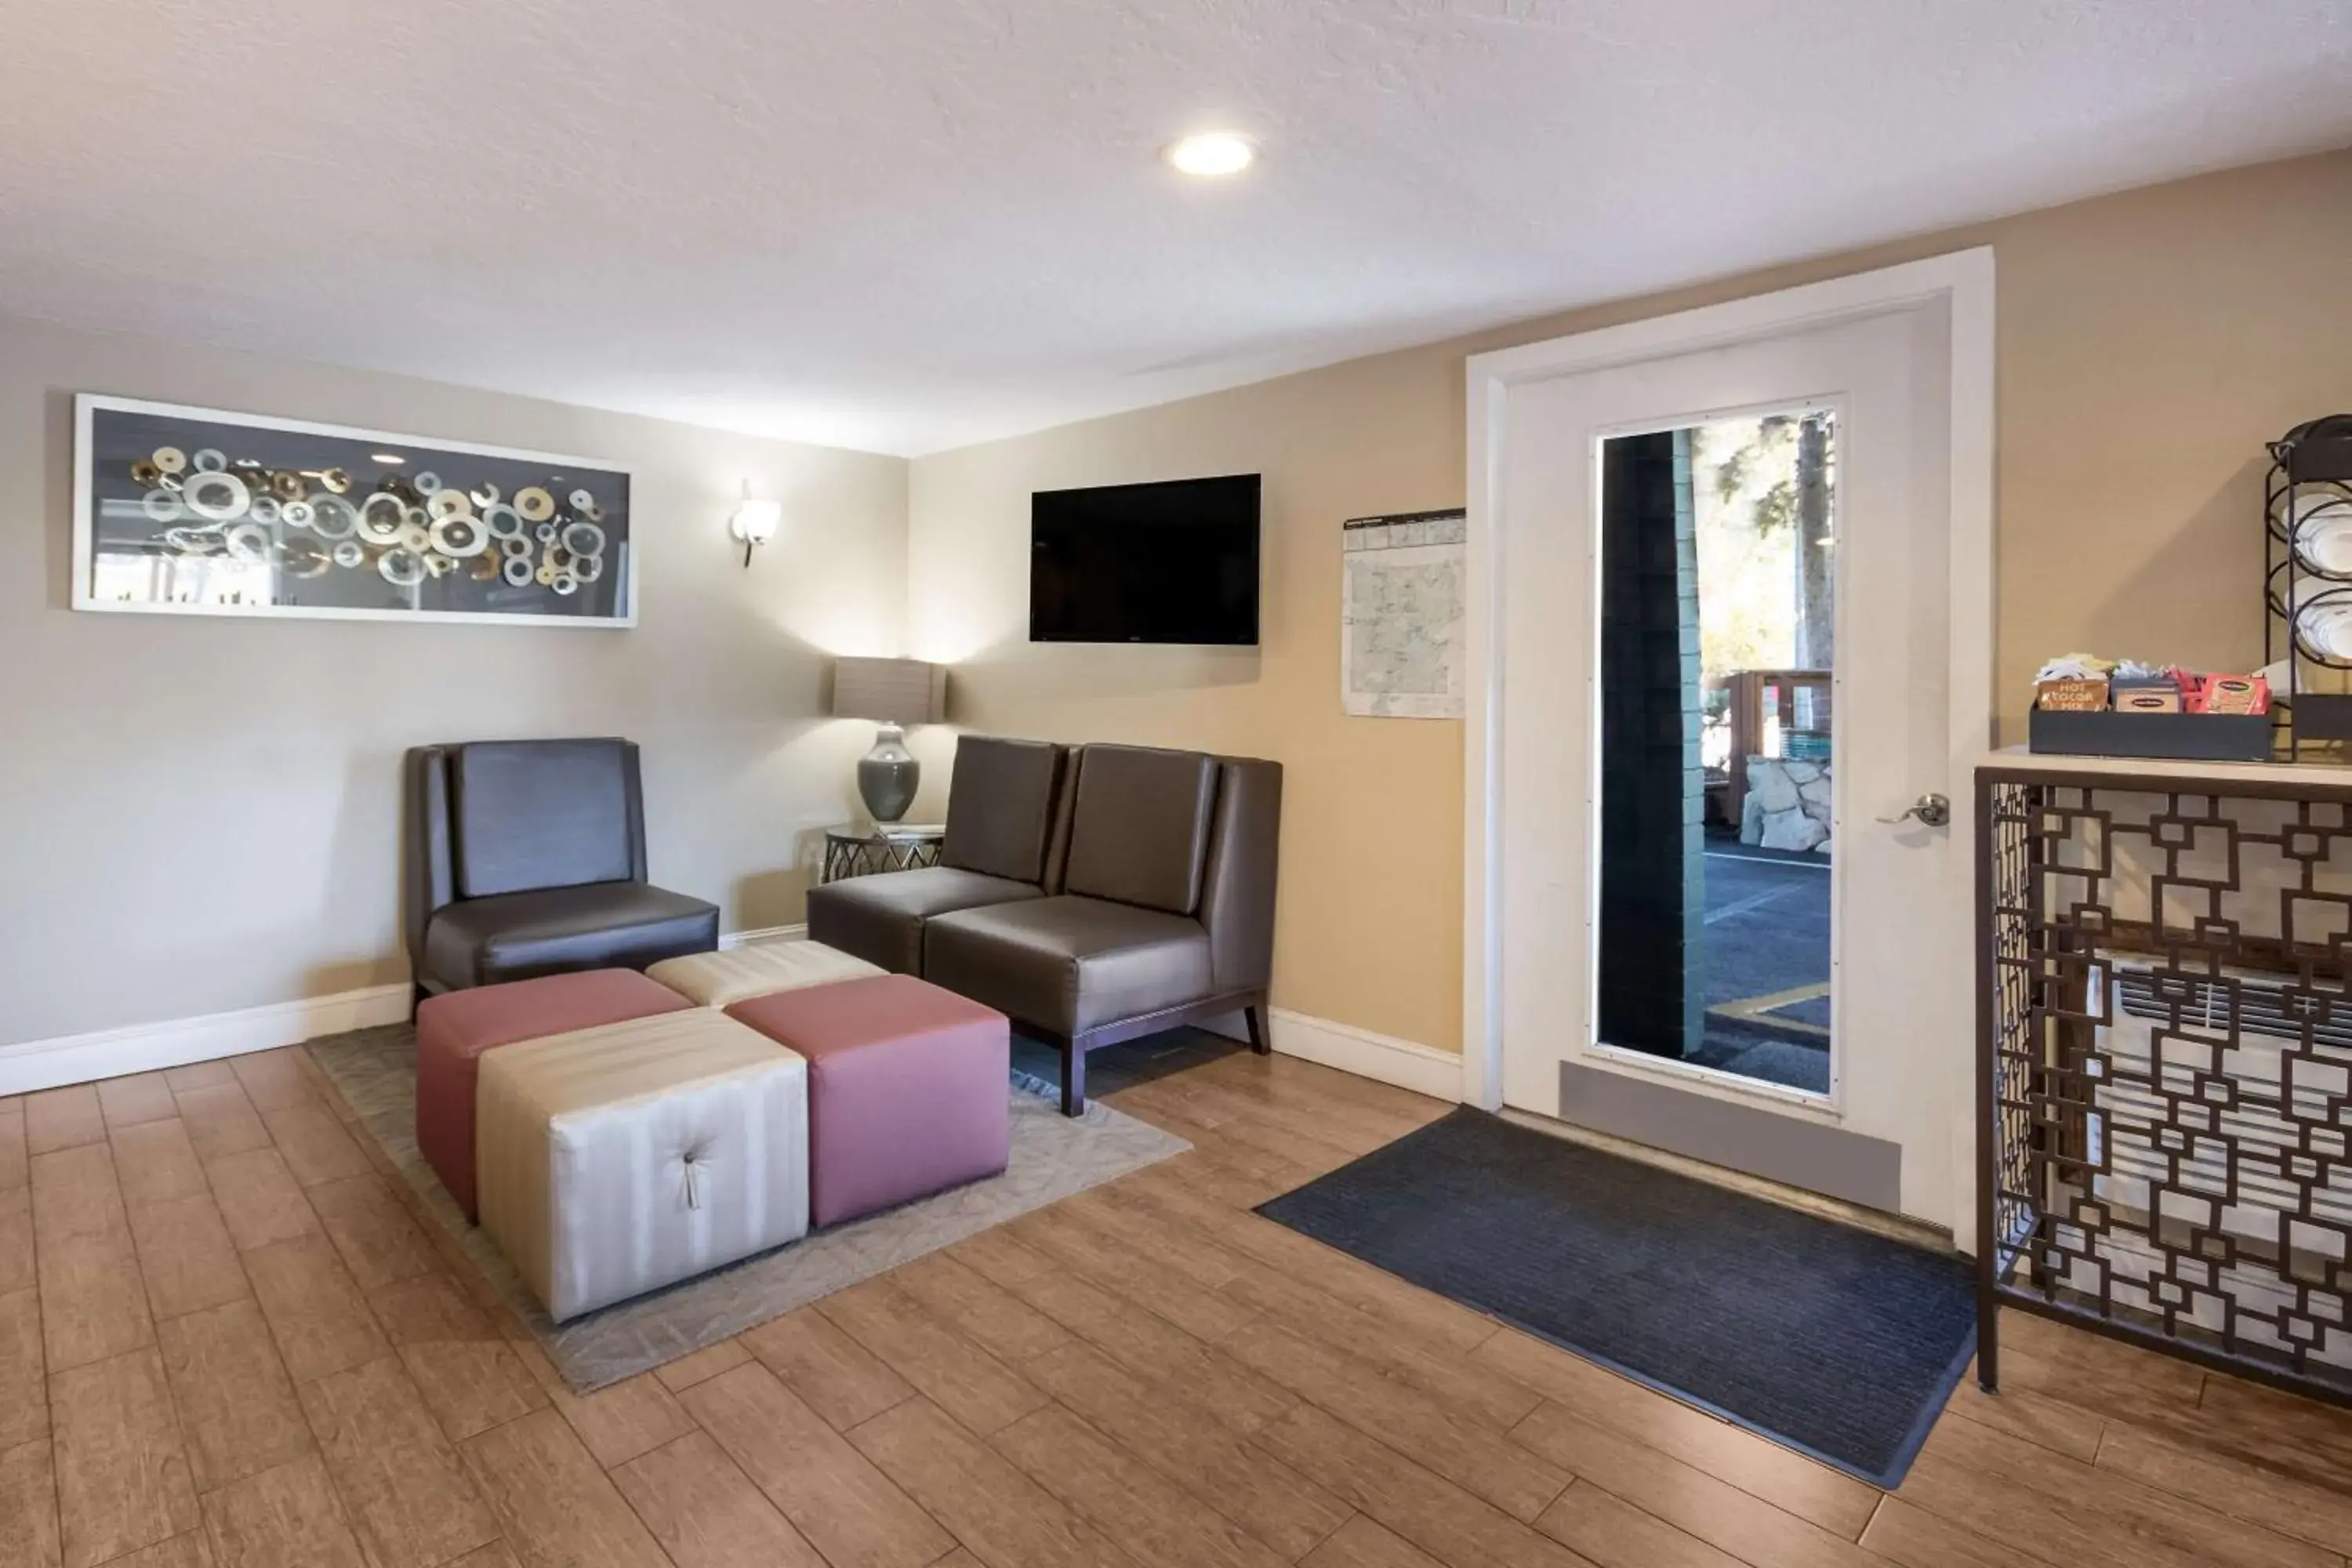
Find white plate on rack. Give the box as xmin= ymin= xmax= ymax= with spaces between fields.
xmin=2286 ymin=481 xmax=2352 ymax=578
xmin=2299 ymin=512 xmax=2352 ymax=577
xmin=2292 ymin=579 xmax=2352 ymax=660
xmin=2282 ymin=475 xmax=2352 ymax=528
xmin=2274 ymin=477 xmax=2352 ymax=515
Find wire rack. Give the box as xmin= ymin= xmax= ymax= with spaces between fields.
xmin=2263 ymin=417 xmax=2352 ymax=759
xmin=1975 ymin=761 xmax=2352 ymax=1406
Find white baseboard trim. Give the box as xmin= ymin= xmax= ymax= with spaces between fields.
xmin=722 ymin=935 xmax=1465 ymax=1103
xmin=0 ymin=927 xmax=806 ymax=1098
xmin=0 ymin=983 xmax=413 ymax=1098
xmin=736 ymin=929 xmax=1466 ymax=1103
xmin=720 ymin=924 xmax=808 ymax=950
xmin=0 ymin=927 xmax=1462 ymax=1113
xmin=1266 ymin=1008 xmax=1464 ymax=1102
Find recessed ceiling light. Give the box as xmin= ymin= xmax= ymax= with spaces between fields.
xmin=371 ymin=452 xmax=405 ymax=465
xmin=1165 ymin=132 xmax=1254 ymax=178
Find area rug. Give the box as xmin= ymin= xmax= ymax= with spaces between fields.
xmin=1257 ymin=1105 xmax=1973 ymax=1486
xmin=309 ymin=1022 xmax=1189 ymax=1393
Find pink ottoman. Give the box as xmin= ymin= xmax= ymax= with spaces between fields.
xmin=416 ymin=970 xmax=692 ymax=1221
xmin=725 ymin=975 xmax=1009 ymax=1228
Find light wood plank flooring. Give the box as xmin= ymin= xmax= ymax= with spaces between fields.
xmin=3 ymin=1040 xmax=2350 ymax=1567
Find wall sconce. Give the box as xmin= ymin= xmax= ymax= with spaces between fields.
xmin=729 ymin=485 xmax=782 ymax=568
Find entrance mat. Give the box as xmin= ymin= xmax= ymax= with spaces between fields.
xmin=1256 ymin=1105 xmax=1973 ymax=1486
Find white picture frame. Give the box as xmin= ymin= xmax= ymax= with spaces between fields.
xmin=73 ymin=394 xmax=639 ymax=628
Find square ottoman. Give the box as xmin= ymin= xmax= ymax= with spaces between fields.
xmin=476 ymin=1009 xmax=810 ymax=1322
xmin=416 ymin=968 xmax=692 ymax=1221
xmin=727 ymin=974 xmax=1010 ymax=1229
xmin=646 ymin=938 xmax=884 ymax=1008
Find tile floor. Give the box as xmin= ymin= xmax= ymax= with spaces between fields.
xmin=3 ymin=1042 xmax=2350 ymax=1568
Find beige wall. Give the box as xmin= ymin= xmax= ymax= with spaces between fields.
xmin=0 ymin=314 xmax=909 ymax=1047
xmin=906 ymin=336 xmax=1475 ymax=1055
xmin=9 ymin=148 xmax=2343 ymax=1054
xmin=908 ymin=148 xmax=2352 ymax=1056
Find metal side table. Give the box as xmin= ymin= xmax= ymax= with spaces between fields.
xmin=1976 ymin=747 xmax=2352 ymax=1410
xmin=820 ymin=822 xmax=945 ymax=884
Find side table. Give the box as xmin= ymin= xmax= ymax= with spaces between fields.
xmin=820 ymin=823 xmax=945 ymax=884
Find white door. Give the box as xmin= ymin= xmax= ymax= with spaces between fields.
xmin=1466 ymin=255 xmax=1993 ymax=1241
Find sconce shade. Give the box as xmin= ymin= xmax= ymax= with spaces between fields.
xmin=731 ymin=496 xmax=782 ymax=546
xmin=831 ymin=657 xmax=946 ymax=725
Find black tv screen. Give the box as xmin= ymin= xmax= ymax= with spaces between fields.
xmin=1029 ymin=474 xmax=1261 ymax=645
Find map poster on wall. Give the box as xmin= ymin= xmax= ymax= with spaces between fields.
xmin=1341 ymin=508 xmax=1466 ymax=720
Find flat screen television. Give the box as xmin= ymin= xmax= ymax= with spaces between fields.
xmin=1029 ymin=474 xmax=1261 ymax=646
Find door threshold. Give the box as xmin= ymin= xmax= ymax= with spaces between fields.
xmin=1497 ymin=1105 xmax=1956 ymax=1255
xmin=1584 ymin=1040 xmax=1835 ymax=1115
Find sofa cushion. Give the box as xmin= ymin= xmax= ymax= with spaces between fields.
xmin=1061 ymin=746 xmax=1218 ymax=915
xmin=424 ymin=881 xmax=718 ymax=987
xmin=804 ymin=866 xmax=1044 ymax=975
xmin=923 ymin=895 xmax=1212 ymax=1037
xmin=451 ymin=739 xmax=637 ymax=898
xmin=940 ymin=736 xmax=1065 ymax=885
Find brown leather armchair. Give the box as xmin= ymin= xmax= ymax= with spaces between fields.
xmin=403 ymin=739 xmax=720 ymax=1004
xmin=923 ymin=743 xmax=1282 ymax=1115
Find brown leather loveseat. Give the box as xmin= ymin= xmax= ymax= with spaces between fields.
xmin=806 ymin=736 xmax=1281 ymax=1113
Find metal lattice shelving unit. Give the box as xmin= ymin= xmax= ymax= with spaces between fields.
xmin=1976 ymin=753 xmax=2352 ymax=1406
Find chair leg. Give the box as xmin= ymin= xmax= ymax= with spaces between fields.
xmin=1061 ymin=1042 xmax=1086 ymax=1117
xmin=1244 ymin=1002 xmax=1271 ymax=1055
xmin=410 ymin=982 xmax=433 ymax=1022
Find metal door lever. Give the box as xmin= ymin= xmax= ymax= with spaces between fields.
xmin=1877 ymin=793 xmax=1950 ymax=828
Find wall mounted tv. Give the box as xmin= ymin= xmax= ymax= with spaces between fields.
xmin=1029 ymin=474 xmax=1261 ymax=646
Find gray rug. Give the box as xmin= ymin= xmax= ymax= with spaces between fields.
xmin=308 ymin=1022 xmax=1189 ymax=1393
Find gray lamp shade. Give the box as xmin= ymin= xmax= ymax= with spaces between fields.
xmin=830 ymin=658 xmax=946 ymax=726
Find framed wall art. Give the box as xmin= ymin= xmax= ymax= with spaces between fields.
xmin=73 ymin=394 xmax=637 ymax=626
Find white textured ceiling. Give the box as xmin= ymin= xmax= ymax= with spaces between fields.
xmin=3 ymin=2 xmax=2349 ymax=456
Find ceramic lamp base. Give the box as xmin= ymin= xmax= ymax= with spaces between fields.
xmin=857 ymin=723 xmax=920 ymax=823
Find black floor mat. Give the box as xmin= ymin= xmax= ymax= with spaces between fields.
xmin=1258 ymin=1106 xmax=1974 ymax=1486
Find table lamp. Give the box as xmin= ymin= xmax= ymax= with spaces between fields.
xmin=830 ymin=657 xmax=947 ymax=823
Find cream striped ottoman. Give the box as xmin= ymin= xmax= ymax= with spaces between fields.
xmin=475 ymin=1009 xmax=809 ymax=1322
xmin=647 ymin=938 xmax=884 ymax=1008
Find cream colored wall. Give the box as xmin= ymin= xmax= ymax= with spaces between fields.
xmin=0 ymin=314 xmax=909 ymax=1047
xmin=908 ymin=148 xmax=2352 ymax=1056
xmin=10 ymin=149 xmax=2340 ymax=1054
xmin=909 ymin=350 xmax=1472 ymax=1054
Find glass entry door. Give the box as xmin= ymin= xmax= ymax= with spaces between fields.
xmin=1595 ymin=413 xmax=1837 ymax=1096
xmin=1482 ymin=277 xmax=1976 ymax=1231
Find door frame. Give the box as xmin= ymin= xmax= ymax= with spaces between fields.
xmin=1461 ymin=249 xmax=1995 ymax=1253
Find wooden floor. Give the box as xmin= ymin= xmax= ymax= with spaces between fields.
xmin=5 ymin=1044 xmax=2352 ymax=1568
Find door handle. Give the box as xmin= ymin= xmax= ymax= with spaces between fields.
xmin=1877 ymin=793 xmax=1950 ymax=829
